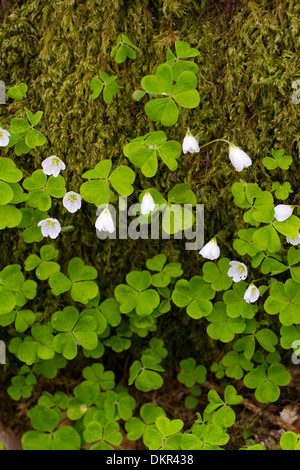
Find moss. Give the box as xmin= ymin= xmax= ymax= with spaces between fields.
xmin=0 ymin=0 xmax=299 ymax=364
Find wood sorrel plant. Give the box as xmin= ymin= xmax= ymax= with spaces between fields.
xmin=0 ymin=37 xmax=299 ymax=451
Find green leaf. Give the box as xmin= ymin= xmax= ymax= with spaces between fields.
xmin=172 ymin=71 xmax=200 ymax=108
xmin=174 ymin=40 xmax=200 ymax=59
xmin=28 ymin=404 xmax=60 ymax=432
xmin=0 ymin=286 xmax=16 ymax=315
xmin=46 ymin=175 xmax=66 ymax=198
xmin=68 ymin=257 xmax=98 ymax=282
xmin=25 ymin=108 xmax=43 ymax=127
xmin=252 ymin=225 xmax=281 ymax=253
xmin=109 ymin=166 xmax=135 ymax=196
xmin=172 ymin=276 xmax=215 ymax=319
xmin=10 ymin=118 xmax=30 ymax=134
xmin=90 ymin=77 xmax=104 ymax=99
xmin=49 ymin=272 xmax=72 ymax=295
xmin=206 ymin=302 xmax=245 ymax=342
xmin=71 ymin=281 xmax=99 ymax=304
xmin=0 ymin=181 xmax=14 ymax=205
xmin=23 ymin=169 xmax=47 ymax=190
xmin=280 ymin=432 xmax=300 ymax=450
xmin=25 ymin=129 xmax=47 ymax=148
xmin=7 ymin=83 xmax=28 ymax=100
xmin=142 ymin=64 xmax=173 ymax=95
xmin=256 ymin=329 xmax=278 ymax=352
xmin=156 ymin=416 xmax=183 ymax=437
xmin=168 ymin=183 xmax=197 ymax=206
xmin=125 ymin=417 xmax=145 ymax=440
xmin=145 ymin=98 xmax=179 ymax=127
xmin=80 ymin=179 xmax=110 ymax=206
xmin=0 ymin=205 xmax=22 ymax=229
xmin=0 ymin=158 xmax=23 ymax=183
xmin=103 ymin=80 xmax=118 ymax=103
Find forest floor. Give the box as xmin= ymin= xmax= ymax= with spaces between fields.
xmin=1 ymin=364 xmax=300 ymax=450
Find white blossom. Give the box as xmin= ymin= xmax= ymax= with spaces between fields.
xmin=42 ymin=155 xmax=66 ymax=177
xmin=274 ymin=204 xmax=293 ymax=222
xmin=38 ymin=218 xmax=61 ymax=239
xmin=199 ymin=238 xmax=220 ymax=260
xmin=141 ymin=191 xmax=155 ymax=215
xmin=286 ymin=234 xmax=300 ymax=246
xmin=0 ymin=127 xmax=10 ymax=147
xmin=95 ymin=207 xmax=115 ymax=233
xmin=63 ymin=191 xmax=81 ymax=213
xmin=228 ymin=261 xmax=248 ymax=282
xmin=244 ymin=284 xmax=260 ymax=303
xmin=182 ymin=130 xmax=200 ymax=154
xmin=228 ymin=144 xmax=252 ymax=172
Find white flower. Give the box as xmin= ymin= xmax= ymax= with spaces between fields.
xmin=141 ymin=191 xmax=155 ymax=215
xmin=38 ymin=218 xmax=61 ymax=239
xmin=182 ymin=130 xmax=200 ymax=154
xmin=42 ymin=155 xmax=66 ymax=177
xmin=286 ymin=233 xmax=300 ymax=246
xmin=274 ymin=204 xmax=293 ymax=222
xmin=199 ymin=238 xmax=220 ymax=260
xmin=0 ymin=127 xmax=10 ymax=147
xmin=228 ymin=144 xmax=252 ymax=172
xmin=95 ymin=206 xmax=115 ymax=233
xmin=63 ymin=191 xmax=81 ymax=213
xmin=244 ymin=284 xmax=260 ymax=303
xmin=228 ymin=261 xmax=248 ymax=282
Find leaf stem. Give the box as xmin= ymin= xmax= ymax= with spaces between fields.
xmin=198 ymin=138 xmax=232 ymax=150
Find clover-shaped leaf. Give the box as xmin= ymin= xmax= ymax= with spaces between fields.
xmin=280 ymin=324 xmax=300 ymax=350
xmin=243 ymin=363 xmax=291 ymax=403
xmin=115 ymin=270 xmax=160 ymax=316
xmin=146 ymin=254 xmax=183 ymax=287
xmin=231 ymin=181 xmax=262 ymax=209
xmin=204 ymin=386 xmax=242 ymax=428
xmin=220 ymin=351 xmax=253 ymax=380
xmin=111 ymin=34 xmax=139 ymax=63
xmin=223 ymin=281 xmax=258 ymax=319
xmin=141 ymin=64 xmax=199 ymax=126
xmin=7 ymin=82 xmax=28 ymax=100
xmin=123 ymin=131 xmax=181 ymax=176
xmin=82 ymin=363 xmax=115 ymax=391
xmin=143 ymin=416 xmax=183 ymax=450
xmin=206 ymin=302 xmax=246 ymax=343
xmin=23 ymin=169 xmax=66 ymax=211
xmin=103 ymin=327 xmax=132 ymax=353
xmin=233 ymin=228 xmax=258 ymax=257
xmin=129 ymin=355 xmax=164 ymax=392
xmin=52 ymin=306 xmax=98 ymax=359
xmin=80 ymin=160 xmax=135 ymax=206
xmin=264 ymin=279 xmax=300 ymax=325
xmin=287 ymin=246 xmax=300 ymax=283
xmin=91 ymin=72 xmax=118 ymax=103
xmin=165 ymin=40 xmax=200 ymax=81
xmin=271 ymin=181 xmax=293 ymax=200
xmin=252 ymin=225 xmax=281 ymax=253
xmin=10 ymin=324 xmax=55 ymax=365
xmin=49 ymin=257 xmax=98 ymax=304
xmin=263 ymin=149 xmax=292 ymax=170
xmin=203 ymin=258 xmax=232 ymax=291
xmin=177 ymin=358 xmax=207 ymax=387
xmin=25 ymin=244 xmax=60 ymax=280
xmin=172 ymin=276 xmax=215 ymax=319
